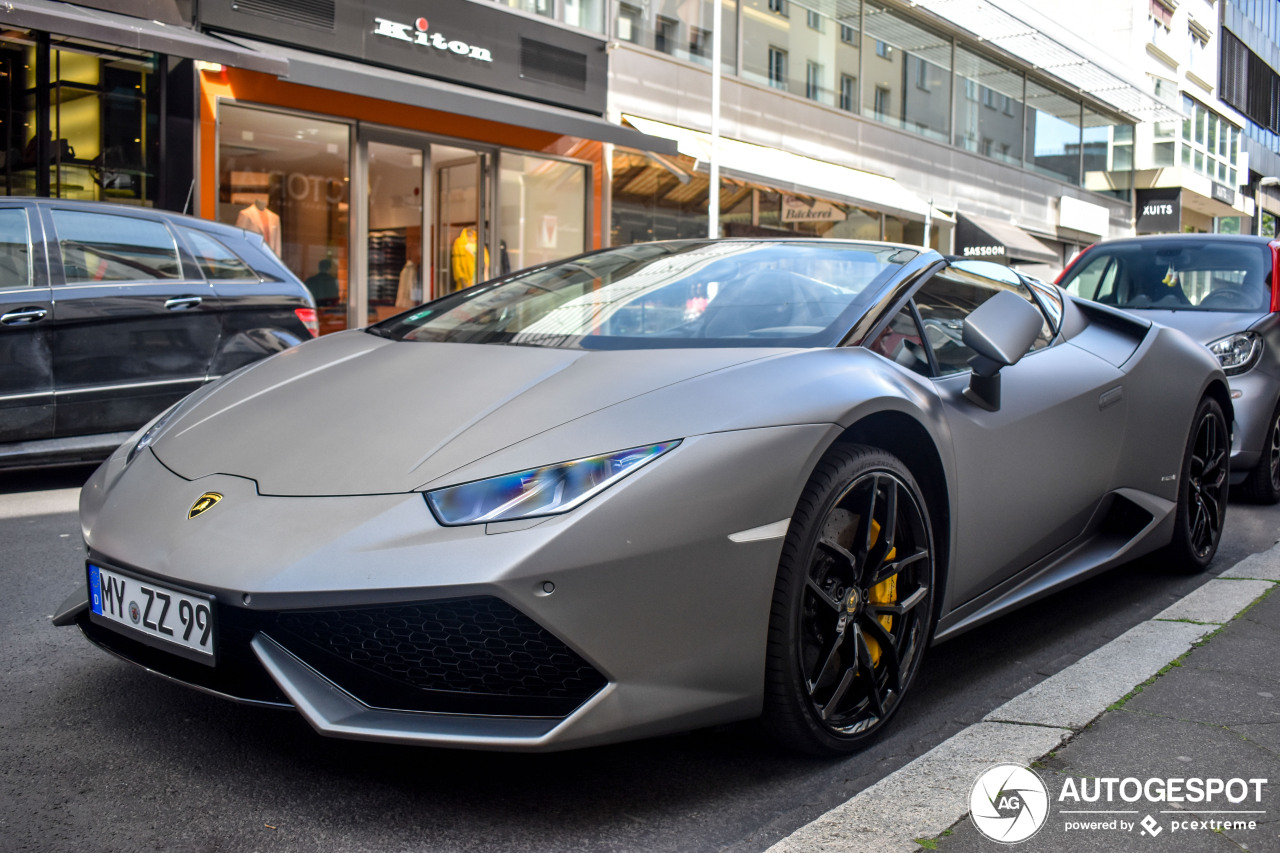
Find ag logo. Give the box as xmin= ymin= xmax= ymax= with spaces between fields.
xmin=188 ymin=492 xmax=223 ymax=519
xmin=970 ymin=764 xmax=1050 ymax=843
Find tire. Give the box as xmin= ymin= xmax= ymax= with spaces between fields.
xmin=1242 ymin=401 xmax=1280 ymax=505
xmin=762 ymin=444 xmax=936 ymax=755
xmin=1164 ymin=397 xmax=1229 ymax=572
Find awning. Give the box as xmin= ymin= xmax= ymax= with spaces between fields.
xmin=955 ymin=213 xmax=1059 ymax=264
xmin=0 ymin=1 xmax=288 ymax=75
xmin=222 ymin=36 xmax=677 ymax=155
xmin=624 ymin=115 xmax=952 ymax=223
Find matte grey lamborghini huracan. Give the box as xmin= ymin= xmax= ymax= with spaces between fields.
xmin=55 ymin=239 xmax=1230 ymax=755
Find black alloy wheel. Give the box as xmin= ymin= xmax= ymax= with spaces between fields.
xmin=1243 ymin=402 xmax=1280 ymax=505
xmin=763 ymin=444 xmax=935 ymax=755
xmin=1166 ymin=397 xmax=1228 ymax=572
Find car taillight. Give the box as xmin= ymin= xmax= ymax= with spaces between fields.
xmin=1055 ymin=243 xmax=1095 ymax=285
xmin=295 ymin=307 xmax=318 ymax=337
xmin=1270 ymin=240 xmax=1280 ymax=313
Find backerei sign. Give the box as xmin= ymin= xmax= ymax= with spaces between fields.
xmin=203 ymin=0 xmax=607 ymax=115
xmin=1136 ymin=187 xmax=1182 ymax=234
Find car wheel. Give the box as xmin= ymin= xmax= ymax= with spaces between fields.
xmin=1165 ymin=397 xmax=1229 ymax=572
xmin=1243 ymin=402 xmax=1280 ymax=505
xmin=763 ymin=444 xmax=935 ymax=755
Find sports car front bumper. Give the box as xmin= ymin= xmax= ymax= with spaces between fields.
xmin=63 ymin=424 xmax=838 ymax=751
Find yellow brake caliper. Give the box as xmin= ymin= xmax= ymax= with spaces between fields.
xmin=864 ymin=519 xmax=898 ymax=667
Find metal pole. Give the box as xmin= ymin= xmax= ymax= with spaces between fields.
xmin=708 ymin=0 xmax=722 ymax=239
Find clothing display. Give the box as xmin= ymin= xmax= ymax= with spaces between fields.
xmin=451 ymin=227 xmax=489 ymax=289
xmin=396 ymin=260 xmax=418 ymax=307
xmin=367 ymin=230 xmax=407 ymax=305
xmin=235 ymin=201 xmax=281 ymax=255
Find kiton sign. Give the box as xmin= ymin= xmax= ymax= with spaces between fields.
xmin=372 ymin=16 xmax=493 ymax=62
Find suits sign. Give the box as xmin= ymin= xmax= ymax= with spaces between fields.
xmin=1136 ymin=187 xmax=1181 ymax=234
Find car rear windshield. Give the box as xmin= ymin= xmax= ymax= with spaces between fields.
xmin=371 ymin=241 xmax=917 ymax=349
xmin=1060 ymin=239 xmax=1273 ymax=312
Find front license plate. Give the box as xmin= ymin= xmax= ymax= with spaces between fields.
xmin=88 ymin=564 xmax=216 ymax=664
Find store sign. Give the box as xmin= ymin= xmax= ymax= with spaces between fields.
xmin=1211 ymin=182 xmax=1236 ymax=206
xmin=781 ymin=197 xmax=847 ymax=223
xmin=961 ymin=245 xmax=1006 ymax=258
xmin=1136 ymin=187 xmax=1182 ymax=234
xmin=372 ymin=17 xmax=493 ymax=62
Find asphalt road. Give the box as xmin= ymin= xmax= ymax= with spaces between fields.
xmin=2 ymin=464 xmax=1278 ymax=853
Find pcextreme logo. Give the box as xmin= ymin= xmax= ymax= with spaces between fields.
xmin=372 ymin=16 xmax=494 ymax=62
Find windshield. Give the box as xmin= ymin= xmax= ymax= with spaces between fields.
xmin=1060 ymin=239 xmax=1273 ymax=312
xmin=372 ymin=241 xmax=917 ymax=349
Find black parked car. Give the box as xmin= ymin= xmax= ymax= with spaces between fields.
xmin=0 ymin=199 xmax=316 ymax=470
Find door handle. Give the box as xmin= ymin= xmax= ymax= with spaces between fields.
xmin=0 ymin=307 xmax=47 ymax=325
xmin=164 ymin=296 xmax=203 ymax=311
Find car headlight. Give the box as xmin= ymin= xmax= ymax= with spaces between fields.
xmin=425 ymin=441 xmax=681 ymax=526
xmin=1207 ymin=332 xmax=1262 ymax=375
xmin=126 ymin=403 xmax=181 ymax=464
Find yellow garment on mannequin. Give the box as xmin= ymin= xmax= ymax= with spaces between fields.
xmin=451 ymin=228 xmax=489 ymax=289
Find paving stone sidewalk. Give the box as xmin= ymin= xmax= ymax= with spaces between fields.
xmin=933 ymin=555 xmax=1280 ymax=853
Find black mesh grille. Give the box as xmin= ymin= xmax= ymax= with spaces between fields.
xmin=520 ymin=38 xmax=587 ymax=92
xmin=233 ymin=0 xmax=335 ymax=30
xmin=273 ymin=597 xmax=606 ymax=717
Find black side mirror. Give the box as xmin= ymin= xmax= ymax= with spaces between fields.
xmin=962 ymin=290 xmax=1044 ymax=411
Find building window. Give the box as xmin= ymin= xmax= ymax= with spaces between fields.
xmin=874 ymin=85 xmax=890 ymax=117
xmin=840 ymin=23 xmax=857 ymax=44
xmin=983 ymin=87 xmax=997 ymax=109
xmin=807 ymin=9 xmax=823 ymax=31
xmin=876 ymin=40 xmax=891 ymax=59
xmin=806 ymin=61 xmax=822 ymax=100
xmin=964 ymin=79 xmax=978 ymax=101
xmin=689 ymin=26 xmax=710 ymax=59
xmin=915 ymin=57 xmax=930 ymax=91
xmin=616 ymin=3 xmax=641 ymax=42
xmin=840 ymin=74 xmax=855 ymax=111
xmin=1179 ymin=95 xmax=1242 ymax=185
xmin=769 ymin=46 xmax=788 ymax=89
xmin=769 ymin=0 xmax=788 ymax=16
xmin=655 ymin=16 xmax=678 ymax=55
xmin=1149 ymin=0 xmax=1173 ymax=29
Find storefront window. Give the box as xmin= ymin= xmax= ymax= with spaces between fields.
xmin=0 ymin=32 xmax=159 ymax=203
xmin=498 ymin=153 xmax=587 ymax=272
xmin=741 ymin=0 xmax=859 ymax=109
xmin=954 ymin=47 xmax=1023 ymax=166
xmin=860 ymin=4 xmax=951 ymax=143
xmin=616 ymin=0 xmax=737 ymax=72
xmin=217 ymin=104 xmax=350 ymax=332
xmin=1025 ymin=81 xmax=1081 ymax=184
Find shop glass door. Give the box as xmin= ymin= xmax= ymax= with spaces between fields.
xmin=366 ymin=139 xmax=427 ymax=324
xmin=436 ymin=148 xmax=490 ymax=296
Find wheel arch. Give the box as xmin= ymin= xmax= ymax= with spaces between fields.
xmin=1203 ymin=377 xmax=1234 ymax=438
xmin=834 ymin=411 xmax=951 ymax=622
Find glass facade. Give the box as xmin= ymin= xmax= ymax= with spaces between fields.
xmin=498 ymin=0 xmax=606 ymax=32
xmin=498 ymin=153 xmax=588 ymax=271
xmin=0 ymin=31 xmax=159 ymax=204
xmin=612 ymin=1 xmax=1131 ymax=197
xmin=617 ymin=0 xmax=737 ymax=72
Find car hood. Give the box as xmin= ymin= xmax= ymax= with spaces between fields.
xmin=1124 ymin=309 xmax=1270 ymax=345
xmin=150 ymin=330 xmax=785 ymax=496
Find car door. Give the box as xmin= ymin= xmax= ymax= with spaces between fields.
xmin=42 ymin=206 xmax=221 ymax=438
xmin=0 ymin=202 xmax=53 ymax=444
xmin=911 ymin=262 xmax=1128 ymax=605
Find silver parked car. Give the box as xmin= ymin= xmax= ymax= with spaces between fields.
xmin=56 ymin=239 xmax=1228 ymax=755
xmin=1057 ymin=234 xmax=1280 ymax=502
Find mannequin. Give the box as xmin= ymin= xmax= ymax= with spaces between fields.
xmin=396 ymin=258 xmax=418 ymax=307
xmin=451 ymin=227 xmax=489 ymax=289
xmin=236 ymin=198 xmax=281 ymax=256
